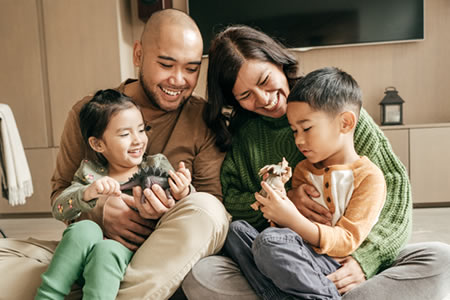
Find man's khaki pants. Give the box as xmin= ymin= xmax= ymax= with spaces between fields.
xmin=0 ymin=192 xmax=230 ymax=300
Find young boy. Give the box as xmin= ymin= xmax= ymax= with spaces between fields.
xmin=224 ymin=67 xmax=386 ymax=300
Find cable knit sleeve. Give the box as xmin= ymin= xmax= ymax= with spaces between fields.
xmin=221 ymin=148 xmax=266 ymax=230
xmin=351 ymin=108 xmax=412 ymax=278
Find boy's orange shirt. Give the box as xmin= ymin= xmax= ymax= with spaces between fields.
xmin=292 ymin=156 xmax=386 ymax=257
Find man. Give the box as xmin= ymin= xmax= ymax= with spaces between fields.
xmin=0 ymin=9 xmax=229 ymax=300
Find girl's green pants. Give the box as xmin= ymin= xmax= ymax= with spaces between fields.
xmin=35 ymin=220 xmax=133 ymax=300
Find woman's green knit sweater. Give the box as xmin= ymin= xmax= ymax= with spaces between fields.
xmin=221 ymin=108 xmax=412 ymax=279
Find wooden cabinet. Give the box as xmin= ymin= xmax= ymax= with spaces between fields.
xmin=0 ymin=0 xmax=49 ymax=149
xmin=0 ymin=0 xmax=136 ymax=215
xmin=383 ymin=128 xmax=409 ymax=173
xmin=382 ymin=123 xmax=450 ymax=206
xmin=410 ymin=127 xmax=450 ymax=205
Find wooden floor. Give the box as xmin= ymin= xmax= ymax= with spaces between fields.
xmin=408 ymin=207 xmax=450 ymax=245
xmin=0 ymin=216 xmax=65 ymax=240
xmin=1 ymin=208 xmax=450 ymax=300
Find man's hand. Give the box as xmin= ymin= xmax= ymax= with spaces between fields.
xmin=102 ymin=194 xmax=155 ymax=251
xmin=327 ymin=256 xmax=366 ymax=295
xmin=133 ymin=185 xmax=175 ymax=219
xmin=288 ymin=184 xmax=332 ymax=226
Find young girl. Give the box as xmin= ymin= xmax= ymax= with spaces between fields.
xmin=35 ymin=89 xmax=192 ymax=300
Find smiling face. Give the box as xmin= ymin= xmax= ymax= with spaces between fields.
xmin=134 ymin=24 xmax=203 ymax=112
xmin=287 ymin=101 xmax=345 ymax=167
xmin=92 ymin=106 xmax=148 ymax=173
xmin=232 ymin=59 xmax=290 ymax=119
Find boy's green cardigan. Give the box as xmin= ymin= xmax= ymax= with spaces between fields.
xmin=221 ymin=108 xmax=412 ymax=279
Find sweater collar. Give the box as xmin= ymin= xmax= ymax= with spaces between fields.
xmin=260 ymin=114 xmax=289 ymax=127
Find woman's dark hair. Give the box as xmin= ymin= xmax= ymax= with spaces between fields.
xmin=204 ymin=25 xmax=300 ymax=152
xmin=79 ymin=89 xmax=139 ymax=164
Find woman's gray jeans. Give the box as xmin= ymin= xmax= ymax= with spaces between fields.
xmin=182 ymin=242 xmax=450 ymax=300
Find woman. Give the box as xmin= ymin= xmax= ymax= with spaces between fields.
xmin=182 ymin=25 xmax=450 ymax=299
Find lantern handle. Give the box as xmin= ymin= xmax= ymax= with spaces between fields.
xmin=385 ymin=86 xmax=397 ymax=92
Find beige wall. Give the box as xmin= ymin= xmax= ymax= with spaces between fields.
xmin=192 ymin=0 xmax=450 ymax=125
xmin=1 ymin=0 xmax=449 ymax=213
xmin=295 ymin=0 xmax=450 ymax=125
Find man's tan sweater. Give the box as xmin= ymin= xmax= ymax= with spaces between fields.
xmin=51 ymin=79 xmax=225 ymax=209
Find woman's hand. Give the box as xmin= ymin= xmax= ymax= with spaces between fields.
xmin=169 ymin=161 xmax=192 ymax=200
xmin=288 ymin=184 xmax=332 ymax=226
xmin=83 ymin=176 xmax=121 ymax=201
xmin=327 ymin=256 xmax=366 ymax=295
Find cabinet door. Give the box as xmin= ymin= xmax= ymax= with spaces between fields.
xmin=43 ymin=0 xmax=124 ymax=146
xmin=0 ymin=0 xmax=49 ymax=148
xmin=410 ymin=127 xmax=450 ymax=204
xmin=383 ymin=129 xmax=409 ymax=175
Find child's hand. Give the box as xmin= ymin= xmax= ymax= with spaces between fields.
xmin=255 ymin=181 xmax=301 ymax=228
xmin=168 ymin=161 xmax=192 ymax=200
xmin=83 ymin=176 xmax=121 ymax=201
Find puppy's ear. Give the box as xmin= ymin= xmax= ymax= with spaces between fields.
xmin=340 ymin=111 xmax=357 ymax=134
xmin=88 ymin=137 xmax=105 ymax=153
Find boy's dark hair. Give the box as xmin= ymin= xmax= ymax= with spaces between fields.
xmin=287 ymin=67 xmax=362 ymax=117
xmin=79 ymin=89 xmax=140 ymax=164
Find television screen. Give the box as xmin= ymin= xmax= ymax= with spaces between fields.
xmin=188 ymin=0 xmax=424 ymax=54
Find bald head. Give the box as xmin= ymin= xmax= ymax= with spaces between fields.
xmin=132 ymin=9 xmax=203 ymax=112
xmin=141 ymin=9 xmax=202 ymax=46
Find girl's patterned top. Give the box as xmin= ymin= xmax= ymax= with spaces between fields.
xmin=52 ymin=153 xmax=174 ymax=222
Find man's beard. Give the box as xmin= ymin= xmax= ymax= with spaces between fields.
xmin=139 ymin=71 xmax=189 ymax=112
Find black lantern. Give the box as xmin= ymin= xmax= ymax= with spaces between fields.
xmin=379 ymin=87 xmax=405 ymax=125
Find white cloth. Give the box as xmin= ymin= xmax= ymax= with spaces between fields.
xmin=0 ymin=104 xmax=33 ymax=205
xmin=307 ymin=169 xmax=354 ymax=226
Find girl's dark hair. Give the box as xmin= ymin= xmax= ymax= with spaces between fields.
xmin=203 ymin=25 xmax=300 ymax=152
xmin=79 ymin=89 xmax=139 ymax=164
